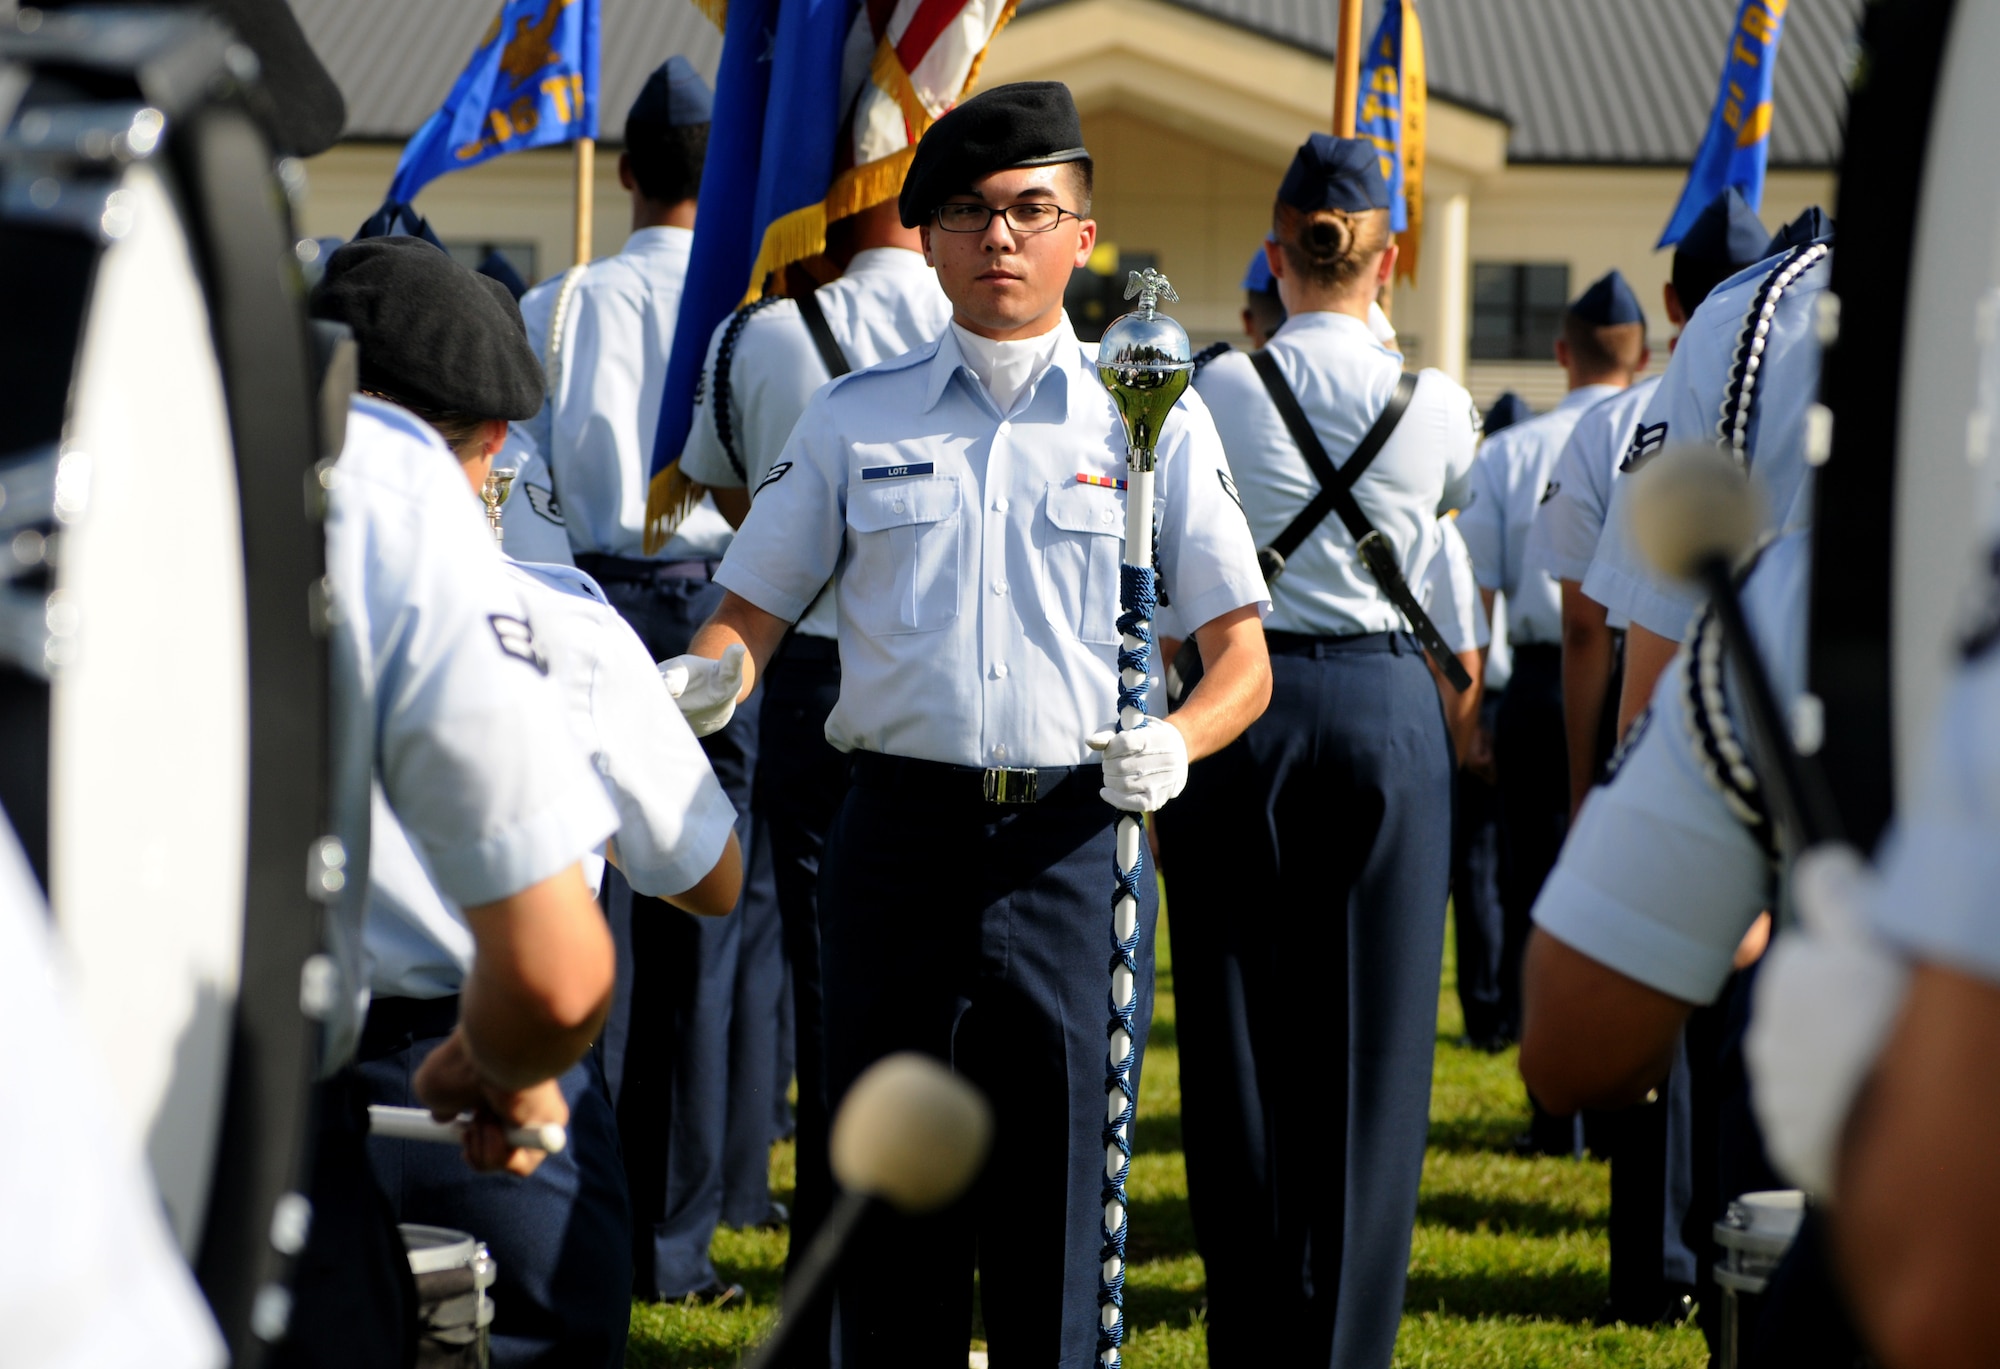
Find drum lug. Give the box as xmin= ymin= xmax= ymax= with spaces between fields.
xmin=298 ymin=953 xmax=336 ymax=1021
xmin=306 ymin=575 xmax=338 ymax=636
xmin=307 ymin=833 xmax=345 ymax=899
xmin=268 ymin=1191 xmax=312 ymax=1256
xmin=1815 ymin=289 xmax=1841 ymax=347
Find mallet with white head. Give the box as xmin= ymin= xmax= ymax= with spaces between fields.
xmin=743 ymin=1053 xmax=994 ymax=1369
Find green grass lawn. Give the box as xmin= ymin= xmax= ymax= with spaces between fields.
xmin=627 ymin=907 xmax=1709 ymax=1367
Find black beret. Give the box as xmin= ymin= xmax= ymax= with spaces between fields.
xmin=898 ymin=81 xmax=1090 ymax=229
xmin=309 ymin=236 xmax=544 ymax=422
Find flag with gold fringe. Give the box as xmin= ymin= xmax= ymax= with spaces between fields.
xmin=1355 ymin=0 xmax=1425 ymax=285
xmin=643 ymin=0 xmax=1016 ymax=553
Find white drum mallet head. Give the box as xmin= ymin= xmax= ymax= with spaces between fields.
xmin=1628 ymin=444 xmax=1767 ymax=583
xmin=829 ymin=1052 xmax=994 ymax=1215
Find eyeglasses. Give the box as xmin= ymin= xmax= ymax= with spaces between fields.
xmin=931 ymin=202 xmax=1080 ymax=234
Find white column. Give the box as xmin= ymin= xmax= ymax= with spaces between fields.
xmin=1426 ymin=184 xmax=1471 ymax=385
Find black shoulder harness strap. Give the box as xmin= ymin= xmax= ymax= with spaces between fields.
xmin=793 ymin=286 xmax=851 ymax=379
xmin=1249 ymin=351 xmax=1472 ymax=692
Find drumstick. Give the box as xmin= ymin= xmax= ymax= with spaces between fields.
xmin=1628 ymin=445 xmax=1844 ymax=849
xmin=743 ymin=1053 xmax=993 ymax=1369
xmin=367 ymin=1104 xmax=567 ymax=1155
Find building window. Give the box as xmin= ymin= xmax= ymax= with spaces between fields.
xmin=444 ymin=240 xmax=539 ymax=288
xmin=1471 ymin=262 xmax=1569 ymax=361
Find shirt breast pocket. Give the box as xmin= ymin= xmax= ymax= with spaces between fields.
xmin=844 ymin=475 xmax=962 ymax=636
xmin=1041 ymin=481 xmax=1124 ymax=645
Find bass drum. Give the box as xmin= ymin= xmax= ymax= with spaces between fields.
xmin=1810 ymin=0 xmax=1994 ymax=850
xmin=0 ymin=9 xmax=331 ymax=1363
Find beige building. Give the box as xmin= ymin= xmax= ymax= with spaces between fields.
xmin=291 ymin=0 xmax=1853 ymax=410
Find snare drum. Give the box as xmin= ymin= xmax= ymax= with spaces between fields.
xmin=0 ymin=8 xmax=332 ymax=1361
xmin=401 ymin=1224 xmax=498 ymax=1369
xmin=1711 ymin=1188 xmax=1805 ymax=1369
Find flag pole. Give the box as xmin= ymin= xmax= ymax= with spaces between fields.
xmin=573 ymin=135 xmax=596 ymax=266
xmin=1333 ymin=0 xmax=1363 ymax=136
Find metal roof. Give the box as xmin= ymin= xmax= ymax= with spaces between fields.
xmin=1019 ymin=0 xmax=1861 ymax=167
xmin=285 ymin=0 xmax=722 ymax=143
xmin=290 ymin=0 xmax=1858 ymax=166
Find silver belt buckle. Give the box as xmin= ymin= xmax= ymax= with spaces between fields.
xmin=982 ymin=767 xmax=1039 ymax=804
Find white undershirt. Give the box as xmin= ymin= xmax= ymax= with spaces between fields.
xmin=950 ymin=320 xmax=1063 ymax=415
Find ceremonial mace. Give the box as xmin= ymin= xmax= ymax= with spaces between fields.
xmin=1093 ymin=269 xmax=1193 ymax=1369
xmin=481 ymin=465 xmax=518 ymax=551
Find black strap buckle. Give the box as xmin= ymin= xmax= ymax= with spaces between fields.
xmin=982 ymin=768 xmax=1040 ymax=804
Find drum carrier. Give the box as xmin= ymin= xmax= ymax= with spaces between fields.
xmin=0 ymin=8 xmax=335 ymax=1363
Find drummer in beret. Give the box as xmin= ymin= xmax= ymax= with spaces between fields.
xmin=310 ymin=235 xmax=544 ymax=476
xmin=897 ymin=79 xmax=1093 ymax=229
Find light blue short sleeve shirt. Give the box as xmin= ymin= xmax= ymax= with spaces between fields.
xmin=1457 ymin=384 xmax=1623 ymax=645
xmin=518 ymin=228 xmax=733 ymax=562
xmin=1868 ymin=573 xmax=2000 ymax=982
xmin=325 ymin=397 xmax=617 ymax=1055
xmin=714 ymin=314 xmax=1268 ymax=768
xmin=681 ymin=248 xmax=952 ymax=637
xmin=1192 ymin=312 xmax=1479 ymax=638
xmin=1526 ymin=375 xmax=1662 ymax=630
xmin=1585 ymin=249 xmax=1830 ymax=640
xmin=1532 ymin=532 xmax=1808 ymax=1004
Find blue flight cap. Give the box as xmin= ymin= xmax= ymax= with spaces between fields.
xmin=1277 ymin=133 xmax=1390 ymax=213
xmin=354 ymin=199 xmax=445 ymax=251
xmin=1569 ymin=269 xmax=1646 ymax=328
xmin=1766 ymin=205 xmax=1834 ymax=256
xmin=1242 ymin=245 xmax=1276 ymax=295
xmin=1676 ymin=187 xmax=1769 ymax=270
xmin=1483 ymin=392 xmax=1533 ymax=437
xmin=628 ymin=55 xmax=712 ymax=129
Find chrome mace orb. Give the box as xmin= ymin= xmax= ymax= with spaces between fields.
xmin=481 ymin=465 xmax=517 ymax=550
xmin=1096 ymin=269 xmax=1193 ymax=466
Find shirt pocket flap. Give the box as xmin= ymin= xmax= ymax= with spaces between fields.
xmin=847 ymin=475 xmax=960 ymax=533
xmin=1043 ymin=480 xmax=1124 ymax=536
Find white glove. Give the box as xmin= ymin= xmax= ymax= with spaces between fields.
xmin=1746 ymin=844 xmax=1910 ymax=1198
xmin=659 ymin=643 xmax=747 ymax=738
xmin=1086 ymin=720 xmax=1189 ymax=813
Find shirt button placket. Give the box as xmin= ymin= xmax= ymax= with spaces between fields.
xmin=982 ymin=422 xmax=1015 ymax=765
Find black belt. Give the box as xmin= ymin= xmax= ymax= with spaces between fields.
xmin=849 ymin=752 xmax=1098 ymax=807
xmin=1264 ymin=629 xmax=1417 ymax=659
xmin=573 ymin=552 xmax=722 ymax=584
xmin=1510 ymin=641 xmax=1562 ymax=661
xmin=358 ymin=994 xmax=460 ymax=1059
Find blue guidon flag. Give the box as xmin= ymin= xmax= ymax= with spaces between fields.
xmin=1658 ymin=0 xmax=1789 ymax=249
xmin=1354 ymin=0 xmax=1426 ymax=282
xmin=387 ymin=0 xmax=601 ymax=204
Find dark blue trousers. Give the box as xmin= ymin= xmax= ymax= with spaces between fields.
xmin=723 ymin=814 xmax=786 ymax=1226
xmin=753 ymin=635 xmax=846 ymax=1361
xmin=820 ymin=758 xmax=1157 ymax=1368
xmin=356 ymin=998 xmax=632 ymax=1369
xmin=1451 ymin=692 xmax=1507 ymax=1045
xmin=576 ymin=557 xmax=768 ymax=1298
xmin=1157 ymin=631 xmax=1452 ymax=1369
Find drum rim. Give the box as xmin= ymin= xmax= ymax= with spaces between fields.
xmin=1808 ymin=0 xmax=1962 ymax=852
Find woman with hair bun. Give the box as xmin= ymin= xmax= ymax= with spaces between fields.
xmin=1157 ymin=133 xmax=1482 ymax=1368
